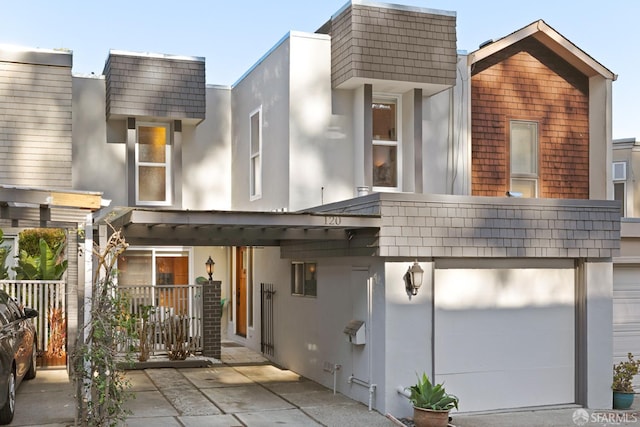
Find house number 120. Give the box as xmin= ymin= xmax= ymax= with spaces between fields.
xmin=325 ymin=216 xmax=341 ymax=225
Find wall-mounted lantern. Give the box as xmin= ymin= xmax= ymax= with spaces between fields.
xmin=205 ymin=256 xmax=215 ymax=281
xmin=404 ymin=261 xmax=424 ymax=296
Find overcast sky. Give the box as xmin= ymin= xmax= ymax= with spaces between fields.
xmin=1 ymin=0 xmax=636 ymax=139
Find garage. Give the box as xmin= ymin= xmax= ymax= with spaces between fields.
xmin=613 ymin=265 xmax=640 ymax=368
xmin=434 ymin=260 xmax=575 ymax=412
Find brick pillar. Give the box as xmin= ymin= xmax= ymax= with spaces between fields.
xmin=202 ymin=280 xmax=221 ymax=359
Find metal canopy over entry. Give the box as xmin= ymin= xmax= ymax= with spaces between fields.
xmin=95 ymin=207 xmax=381 ymax=247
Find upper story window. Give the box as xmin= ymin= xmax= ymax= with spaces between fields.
xmin=136 ymin=123 xmax=171 ymax=205
xmin=510 ymin=120 xmax=538 ymax=198
xmin=372 ymin=96 xmax=401 ymax=190
xmin=250 ymin=108 xmax=262 ymax=200
xmin=613 ymin=161 xmax=627 ymax=216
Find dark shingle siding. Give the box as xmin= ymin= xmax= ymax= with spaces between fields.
xmin=105 ymin=53 xmax=205 ymax=120
xmin=331 ymin=4 xmax=457 ymax=88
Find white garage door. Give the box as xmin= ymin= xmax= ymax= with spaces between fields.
xmin=434 ymin=263 xmax=575 ymax=412
xmin=613 ymin=265 xmax=640 ymax=372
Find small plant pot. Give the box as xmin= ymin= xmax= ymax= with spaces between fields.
xmin=413 ymin=407 xmax=450 ymax=427
xmin=613 ymin=391 xmax=635 ymax=410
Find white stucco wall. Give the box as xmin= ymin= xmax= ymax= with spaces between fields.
xmin=231 ymin=36 xmax=291 ymax=212
xmin=423 ymin=54 xmax=471 ymax=196
xmin=383 ymin=261 xmax=434 ymax=417
xmin=250 ymin=252 xmax=388 ymax=409
xmin=72 ymin=75 xmax=127 ymax=206
xmin=289 ymin=32 xmax=350 ymax=211
xmin=583 ymin=260 xmax=614 ymax=408
xmin=183 ymin=86 xmax=232 ymax=210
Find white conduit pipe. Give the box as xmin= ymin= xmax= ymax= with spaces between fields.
xmin=396 ymin=386 xmax=411 ymax=399
xmin=348 ymin=375 xmax=377 ymax=411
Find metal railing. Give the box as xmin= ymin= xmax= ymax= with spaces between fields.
xmin=0 ymin=280 xmax=65 ymax=355
xmin=261 ymin=283 xmax=275 ymax=356
xmin=117 ymin=284 xmax=203 ymax=355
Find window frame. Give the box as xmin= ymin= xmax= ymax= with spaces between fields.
xmin=250 ymin=107 xmax=262 ymax=201
xmin=291 ymin=261 xmax=317 ymax=297
xmin=135 ymin=122 xmax=172 ymax=206
xmin=509 ymin=120 xmax=539 ymax=198
xmin=613 ymin=161 xmax=627 ymax=217
xmin=372 ymin=94 xmax=402 ymax=192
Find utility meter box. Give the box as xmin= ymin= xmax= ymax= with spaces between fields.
xmin=343 ymin=320 xmax=366 ymax=345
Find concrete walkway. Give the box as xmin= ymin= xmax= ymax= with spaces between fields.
xmin=10 ymin=345 xmax=640 ymax=426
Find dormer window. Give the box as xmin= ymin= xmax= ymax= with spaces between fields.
xmin=135 ymin=123 xmax=172 ymax=206
xmin=372 ymin=96 xmax=401 ymax=190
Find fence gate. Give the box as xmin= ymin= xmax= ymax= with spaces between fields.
xmin=260 ymin=283 xmax=275 ymax=356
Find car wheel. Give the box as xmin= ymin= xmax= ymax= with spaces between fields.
xmin=25 ymin=343 xmax=36 ymax=380
xmin=0 ymin=369 xmax=16 ymax=425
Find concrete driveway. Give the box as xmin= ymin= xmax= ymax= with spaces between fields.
xmin=10 ymin=349 xmax=640 ymax=427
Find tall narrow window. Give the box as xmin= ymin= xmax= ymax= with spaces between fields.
xmin=372 ymin=97 xmax=400 ymax=190
xmin=613 ymin=161 xmax=627 ymax=216
xmin=250 ymin=108 xmax=262 ymax=200
xmin=510 ymin=121 xmax=538 ymax=198
xmin=136 ymin=123 xmax=171 ymax=205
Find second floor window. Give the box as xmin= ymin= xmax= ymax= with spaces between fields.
xmin=613 ymin=161 xmax=627 ymax=216
xmin=250 ymin=108 xmax=262 ymax=200
xmin=136 ymin=123 xmax=171 ymax=205
xmin=510 ymin=120 xmax=538 ymax=198
xmin=372 ymin=97 xmax=400 ymax=190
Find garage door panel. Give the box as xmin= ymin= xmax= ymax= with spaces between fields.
xmin=436 ymin=306 xmax=574 ymax=373
xmin=437 ymin=367 xmax=574 ymax=411
xmin=435 ymin=267 xmax=575 ymax=412
xmin=614 ymin=266 xmax=640 ymax=368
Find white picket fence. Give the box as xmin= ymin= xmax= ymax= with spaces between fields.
xmin=0 ymin=280 xmax=65 ymax=355
xmin=117 ymin=284 xmax=203 ymax=355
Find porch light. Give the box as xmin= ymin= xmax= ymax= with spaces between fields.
xmin=205 ymin=256 xmax=215 ymax=281
xmin=405 ymin=261 xmax=424 ymax=296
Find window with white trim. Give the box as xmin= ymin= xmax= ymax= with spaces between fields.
xmin=613 ymin=161 xmax=627 ymax=216
xmin=372 ymin=96 xmax=401 ymax=190
xmin=136 ymin=123 xmax=171 ymax=205
xmin=250 ymin=108 xmax=262 ymax=200
xmin=291 ymin=262 xmax=317 ymax=297
xmin=510 ymin=120 xmax=538 ymax=198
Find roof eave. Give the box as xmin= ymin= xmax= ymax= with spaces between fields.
xmin=467 ymin=20 xmax=617 ymax=81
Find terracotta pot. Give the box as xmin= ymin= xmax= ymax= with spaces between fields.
xmin=413 ymin=406 xmax=450 ymax=427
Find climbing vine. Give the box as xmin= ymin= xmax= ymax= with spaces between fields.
xmin=71 ymin=228 xmax=134 ymax=426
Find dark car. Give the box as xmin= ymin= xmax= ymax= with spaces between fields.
xmin=0 ymin=290 xmax=37 ymax=424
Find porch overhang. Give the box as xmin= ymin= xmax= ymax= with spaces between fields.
xmin=95 ymin=207 xmax=381 ymax=247
xmin=0 ymin=184 xmax=105 ymax=227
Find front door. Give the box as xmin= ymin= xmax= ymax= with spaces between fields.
xmin=235 ymin=247 xmax=247 ymax=337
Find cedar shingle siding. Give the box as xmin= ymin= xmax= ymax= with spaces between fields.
xmin=0 ymin=56 xmax=72 ymax=188
xmin=105 ymin=53 xmax=205 ymax=120
xmin=471 ymin=38 xmax=590 ymax=199
xmin=330 ymin=4 xmax=457 ymax=88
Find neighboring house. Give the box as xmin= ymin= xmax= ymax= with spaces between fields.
xmin=0 ymin=0 xmax=620 ymax=418
xmin=612 ymin=137 xmax=640 ymax=379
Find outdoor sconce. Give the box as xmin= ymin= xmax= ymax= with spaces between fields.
xmin=405 ymin=261 xmax=424 ymax=296
xmin=205 ymin=256 xmax=215 ymax=281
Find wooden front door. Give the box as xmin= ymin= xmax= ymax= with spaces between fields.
xmin=156 ymin=256 xmax=189 ymax=315
xmin=236 ymin=247 xmax=247 ymax=337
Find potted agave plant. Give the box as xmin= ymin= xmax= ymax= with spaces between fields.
xmin=407 ymin=373 xmax=459 ymax=427
xmin=613 ymin=352 xmax=640 ymax=409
